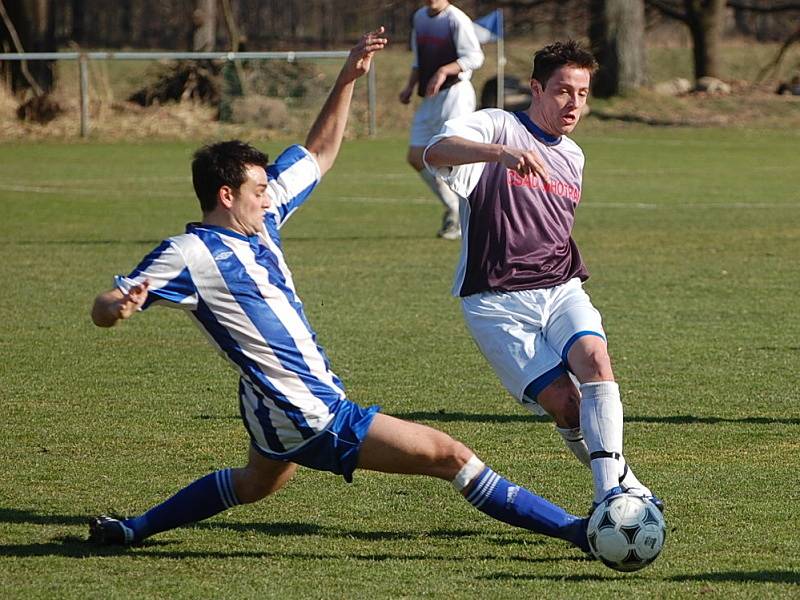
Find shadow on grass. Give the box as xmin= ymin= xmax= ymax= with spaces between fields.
xmin=0 ymin=535 xmax=575 ymax=564
xmin=0 ymin=508 xmax=87 ymax=526
xmin=480 ymin=570 xmax=800 ymax=584
xmin=479 ymin=571 xmax=620 ymax=582
xmin=670 ymin=571 xmax=800 ymax=584
xmin=0 ymin=509 xmax=575 ymax=563
xmin=194 ymin=521 xmax=491 ymax=543
xmin=391 ymin=411 xmax=800 ymax=426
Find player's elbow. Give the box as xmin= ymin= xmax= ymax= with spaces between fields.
xmin=423 ymin=140 xmax=447 ymax=168
xmin=460 ymin=53 xmax=484 ymax=72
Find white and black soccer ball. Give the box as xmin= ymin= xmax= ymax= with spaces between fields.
xmin=586 ymin=493 xmax=666 ymax=572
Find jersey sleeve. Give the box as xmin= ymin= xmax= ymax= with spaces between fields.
xmin=451 ymin=9 xmax=484 ymax=73
xmin=265 ymin=144 xmax=321 ymax=228
xmin=115 ymin=240 xmax=198 ymax=311
xmin=410 ymin=16 xmax=419 ymax=69
xmin=423 ymin=109 xmax=498 ymax=198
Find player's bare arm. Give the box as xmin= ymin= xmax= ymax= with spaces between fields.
xmin=399 ymin=68 xmax=419 ymax=104
xmin=426 ymin=136 xmax=550 ymax=182
xmin=91 ymin=281 xmax=149 ymax=327
xmin=305 ymin=27 xmax=387 ymax=176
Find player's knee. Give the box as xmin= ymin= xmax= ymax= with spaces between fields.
xmin=406 ymin=148 xmax=425 ymax=171
xmin=428 ymin=434 xmax=474 ymax=475
xmin=232 ymin=463 xmax=295 ymax=504
xmin=232 ymin=468 xmax=271 ymax=504
xmin=582 ymin=349 xmax=613 ymax=381
xmin=569 ymin=341 xmax=614 ymax=381
xmin=536 ymin=376 xmax=581 ymax=428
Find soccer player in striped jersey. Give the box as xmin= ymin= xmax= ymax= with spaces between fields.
xmin=87 ymin=28 xmax=591 ymax=553
xmin=424 ymin=41 xmax=662 ymax=512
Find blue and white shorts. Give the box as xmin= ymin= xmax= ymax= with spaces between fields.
xmin=410 ymin=80 xmax=477 ymax=147
xmin=240 ymin=377 xmax=380 ymax=482
xmin=461 ymin=278 xmax=606 ymax=414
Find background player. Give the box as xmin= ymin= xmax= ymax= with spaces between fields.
xmin=399 ymin=0 xmax=483 ymax=240
xmin=424 ymin=40 xmax=662 ymax=511
xmin=87 ymin=29 xmax=590 ymax=554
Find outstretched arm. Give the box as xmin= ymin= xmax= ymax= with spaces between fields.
xmin=425 ymin=136 xmax=550 ymax=182
xmin=91 ymin=280 xmax=149 ymax=327
xmin=305 ymin=27 xmax=388 ymax=176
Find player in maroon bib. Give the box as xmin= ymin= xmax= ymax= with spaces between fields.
xmin=425 ymin=41 xmax=662 ymax=513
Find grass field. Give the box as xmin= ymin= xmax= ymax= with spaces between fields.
xmin=1 ymin=126 xmax=799 ymax=599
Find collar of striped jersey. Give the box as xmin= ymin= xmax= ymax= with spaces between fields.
xmin=188 ymin=222 xmax=259 ymax=244
xmin=513 ymin=111 xmax=562 ymax=146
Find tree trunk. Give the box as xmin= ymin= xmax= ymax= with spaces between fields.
xmin=70 ymin=0 xmax=85 ymax=44
xmin=193 ymin=0 xmax=216 ymax=51
xmin=590 ymin=0 xmax=647 ymax=97
xmin=684 ymin=0 xmax=726 ymax=80
xmin=0 ymin=0 xmax=55 ymax=94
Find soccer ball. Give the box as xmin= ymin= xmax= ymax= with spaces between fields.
xmin=586 ymin=493 xmax=666 ymax=572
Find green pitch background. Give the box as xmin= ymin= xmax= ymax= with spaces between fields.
xmin=1 ymin=126 xmax=798 ymax=598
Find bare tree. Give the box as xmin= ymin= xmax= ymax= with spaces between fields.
xmin=0 ymin=0 xmax=56 ymax=94
xmin=647 ymin=0 xmax=800 ymax=81
xmin=590 ymin=0 xmax=647 ymax=97
xmin=193 ymin=0 xmax=216 ymax=51
xmin=645 ymin=0 xmax=725 ymax=80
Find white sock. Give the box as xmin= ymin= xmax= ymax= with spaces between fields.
xmin=419 ymin=168 xmax=460 ymax=215
xmin=555 ymin=425 xmax=591 ymax=468
xmin=618 ymin=455 xmax=652 ymax=497
xmin=580 ymin=381 xmax=624 ymax=503
xmin=451 ymin=454 xmax=486 ymax=492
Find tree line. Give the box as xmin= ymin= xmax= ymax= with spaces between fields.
xmin=2 ymin=0 xmax=799 ymax=99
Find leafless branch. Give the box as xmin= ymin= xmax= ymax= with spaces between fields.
xmin=727 ymin=1 xmax=800 ymax=13
xmin=0 ymin=0 xmax=44 ymax=96
xmin=644 ymin=0 xmax=688 ymax=23
xmin=756 ymin=26 xmax=800 ymax=82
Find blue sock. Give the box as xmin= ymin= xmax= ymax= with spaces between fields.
xmin=124 ymin=468 xmax=240 ymax=541
xmin=465 ymin=467 xmax=589 ymax=552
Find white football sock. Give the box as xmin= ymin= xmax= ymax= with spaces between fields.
xmin=618 ymin=455 xmax=652 ymax=497
xmin=451 ymin=454 xmax=486 ymax=493
xmin=555 ymin=425 xmax=591 ymax=468
xmin=419 ymin=168 xmax=460 ymax=215
xmin=580 ymin=381 xmax=624 ymax=503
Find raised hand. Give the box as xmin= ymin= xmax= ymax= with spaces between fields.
xmin=342 ymin=27 xmax=388 ymax=83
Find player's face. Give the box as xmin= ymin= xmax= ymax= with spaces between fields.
xmin=229 ymin=164 xmax=270 ymax=236
xmin=425 ymin=0 xmax=449 ymax=13
xmin=531 ymin=65 xmax=591 ymax=136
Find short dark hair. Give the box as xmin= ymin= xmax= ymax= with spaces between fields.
xmin=191 ymin=140 xmax=268 ymax=213
xmin=531 ymin=40 xmax=598 ymax=89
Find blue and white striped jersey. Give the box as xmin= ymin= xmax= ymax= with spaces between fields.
xmin=115 ymin=145 xmax=348 ymax=455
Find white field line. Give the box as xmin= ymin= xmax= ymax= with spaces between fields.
xmin=1 ymin=182 xmax=797 ymax=209
xmin=330 ymin=196 xmax=800 ymax=209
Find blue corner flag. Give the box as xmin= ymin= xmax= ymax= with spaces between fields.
xmin=473 ymin=9 xmax=503 ymax=43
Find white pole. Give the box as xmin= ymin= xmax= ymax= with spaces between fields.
xmin=497 ymin=9 xmax=505 ymax=110
xmin=79 ymin=54 xmax=89 ymax=137
xmin=367 ymin=62 xmax=377 ymax=137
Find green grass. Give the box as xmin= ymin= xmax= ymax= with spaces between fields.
xmin=1 ymin=127 xmax=799 ymax=599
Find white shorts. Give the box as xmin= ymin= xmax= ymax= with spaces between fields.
xmin=461 ymin=278 xmax=606 ymax=413
xmin=409 ymin=80 xmax=476 ymax=147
